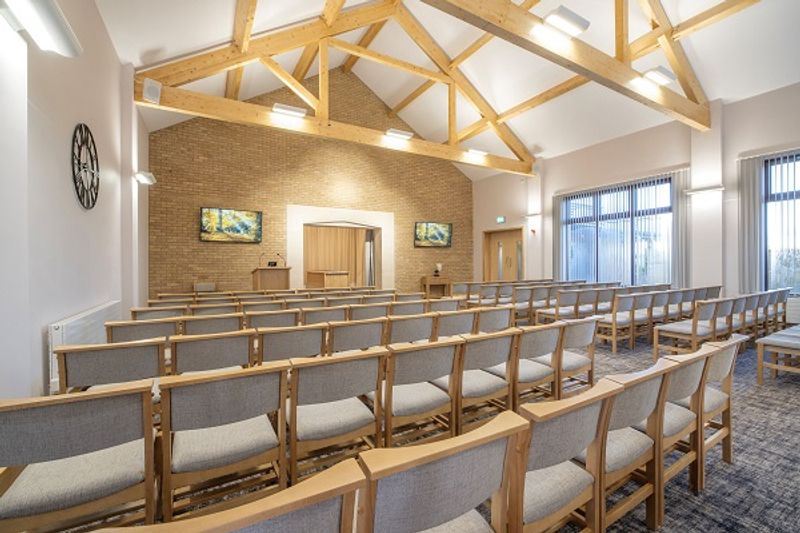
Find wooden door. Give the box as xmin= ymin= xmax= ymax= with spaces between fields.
xmin=484 ymin=228 xmax=523 ymax=281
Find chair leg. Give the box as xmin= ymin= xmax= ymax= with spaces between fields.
xmin=645 ymin=458 xmax=659 ymax=530
xmin=722 ymin=407 xmax=733 ymax=464
xmin=586 ymin=482 xmax=603 ymax=533
xmin=161 ymin=479 xmax=173 ymax=522
xmin=689 ymin=427 xmax=703 ymax=494
xmin=653 ymin=331 xmax=660 ymax=362
xmin=757 ymin=345 xmax=764 ymax=385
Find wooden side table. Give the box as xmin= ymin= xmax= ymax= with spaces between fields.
xmin=421 ymin=276 xmax=451 ymax=299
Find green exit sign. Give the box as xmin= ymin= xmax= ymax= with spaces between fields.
xmin=496 ymin=215 xmax=506 ymax=224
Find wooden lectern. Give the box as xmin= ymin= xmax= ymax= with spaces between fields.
xmin=252 ymin=267 xmax=291 ymax=290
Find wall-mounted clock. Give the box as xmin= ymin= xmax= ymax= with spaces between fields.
xmin=71 ymin=123 xmax=100 ymax=209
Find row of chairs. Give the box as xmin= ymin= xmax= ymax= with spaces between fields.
xmin=654 ymin=287 xmax=790 ymax=359
xmin=4 ymin=334 xmax=745 ymax=531
xmin=462 ymin=280 xmax=611 ymax=309
xmin=111 ymin=299 xmax=465 ymax=341
xmin=154 ymin=285 xmax=390 ymax=300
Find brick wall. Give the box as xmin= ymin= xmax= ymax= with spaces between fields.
xmin=148 ymin=68 xmax=473 ymax=296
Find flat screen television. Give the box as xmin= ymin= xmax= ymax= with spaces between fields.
xmin=414 ymin=222 xmax=452 ymax=248
xmin=200 ymin=207 xmax=262 ymax=243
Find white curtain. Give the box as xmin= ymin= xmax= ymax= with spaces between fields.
xmin=552 ymin=197 xmax=563 ymax=279
xmin=738 ymin=156 xmax=765 ymax=292
xmin=671 ymin=168 xmax=690 ymax=288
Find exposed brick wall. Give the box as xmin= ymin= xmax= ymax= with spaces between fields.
xmin=148 ymin=68 xmax=473 ymax=296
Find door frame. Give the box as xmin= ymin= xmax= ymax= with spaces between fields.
xmin=482 ymin=227 xmax=525 ymax=282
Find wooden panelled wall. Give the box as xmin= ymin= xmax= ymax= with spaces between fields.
xmin=303 ymin=225 xmax=368 ymax=287
xmin=148 ymin=68 xmax=473 ymax=296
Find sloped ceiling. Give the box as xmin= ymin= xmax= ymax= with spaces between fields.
xmin=96 ymin=0 xmax=800 ymax=179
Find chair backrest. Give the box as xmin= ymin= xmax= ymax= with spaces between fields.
xmin=287 ymin=298 xmax=325 ymax=310
xmin=246 ymin=309 xmax=300 ymax=329
xmin=498 ymin=284 xmax=514 ymax=298
xmin=756 ymin=291 xmax=770 ymax=307
xmin=556 ymin=290 xmax=579 ymax=306
xmin=652 ymin=291 xmax=669 ymax=308
xmin=664 ymin=346 xmax=715 ymax=402
xmin=561 ymin=317 xmax=598 ymax=351
xmin=744 ymin=294 xmax=760 ymax=311
xmin=633 ymin=292 xmax=654 ymax=310
xmin=326 ymin=296 xmax=362 ymax=306
xmin=162 ymin=365 xmax=286 ymax=433
xmin=358 ymin=411 xmax=528 ymax=533
xmin=302 ymin=306 xmax=349 ymax=325
xmin=577 ymin=289 xmax=597 ymax=306
xmin=714 ymin=298 xmax=735 ymax=319
xmin=436 ymin=310 xmax=477 ymax=338
xmin=427 ymin=298 xmax=459 ymax=312
xmin=0 ymin=382 xmax=151 ymax=465
xmin=149 ymin=298 xmax=193 ymax=308
xmin=291 ymin=349 xmax=385 ymax=406
xmin=596 ymin=288 xmax=615 ymax=304
xmin=106 ymin=318 xmax=180 ymax=343
xmin=182 ymin=313 xmax=243 ymax=335
xmin=131 ymin=306 xmax=187 ymax=320
xmin=349 ymin=303 xmax=391 ymax=320
xmin=667 ymin=290 xmax=683 ymax=305
xmin=517 ymin=322 xmax=562 ymax=360
xmin=241 ymin=301 xmax=284 ymax=313
xmin=705 ymin=334 xmax=747 ymax=384
xmin=513 ymin=287 xmax=533 ymax=303
xmin=390 ymin=301 xmax=426 ymax=316
xmin=532 ymin=286 xmax=550 ymax=302
xmin=387 ymin=338 xmax=462 ymax=387
xmin=694 ymin=287 xmax=708 ymax=299
xmin=171 ymin=330 xmax=254 ymax=374
xmin=387 ymin=313 xmax=436 ymax=344
xmin=259 ymin=324 xmax=327 ymax=363
xmin=475 ymin=306 xmax=514 ymax=333
xmin=681 ymin=288 xmax=695 ymax=302
xmin=55 ymin=339 xmax=164 ymax=392
xmin=328 ymin=318 xmax=387 ymax=355
xmin=479 ymin=285 xmax=498 ymax=299
xmin=767 ymin=290 xmax=779 ymax=305
xmin=606 ymin=359 xmax=677 ymax=431
xmin=194 ymin=297 xmax=236 ymax=305
xmin=193 ymin=281 xmax=217 ymax=293
xmin=395 ymin=292 xmax=425 ymax=302
xmin=706 ymin=286 xmax=721 ymax=298
xmin=731 ymin=296 xmax=747 ymax=314
xmin=460 ymin=330 xmax=516 ymax=372
xmin=519 ymin=379 xmax=621 ymax=471
xmin=362 ymin=294 xmax=394 ymax=304
xmin=190 ymin=303 xmax=239 ymax=316
xmin=694 ymin=300 xmax=717 ymax=322
xmin=451 ymin=283 xmax=469 ymax=296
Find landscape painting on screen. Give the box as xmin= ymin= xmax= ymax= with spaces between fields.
xmin=201 ymin=208 xmax=262 ymax=243
xmin=415 ymin=222 xmax=452 ymax=248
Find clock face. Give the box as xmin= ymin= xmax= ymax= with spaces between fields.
xmin=71 ymin=123 xmax=100 ymax=209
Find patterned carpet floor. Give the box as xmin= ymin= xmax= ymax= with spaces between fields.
xmin=569 ymin=339 xmax=800 ymax=532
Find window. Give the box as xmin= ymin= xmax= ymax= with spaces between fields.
xmin=561 ymin=176 xmax=673 ymax=284
xmin=764 ymin=152 xmax=800 ymax=290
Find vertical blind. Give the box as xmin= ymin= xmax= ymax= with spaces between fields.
xmin=559 ymin=175 xmax=675 ymax=285
xmin=764 ymin=151 xmax=800 ymax=290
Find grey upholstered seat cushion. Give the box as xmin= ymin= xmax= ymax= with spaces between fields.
xmin=578 ymin=304 xmax=595 ymax=314
xmin=633 ymin=402 xmax=695 ymax=438
xmin=171 ymin=415 xmax=278 ymax=473
xmin=295 ymin=397 xmax=375 ymax=441
xmin=0 ymin=440 xmax=144 ymax=519
xmin=538 ymin=306 xmax=576 ymax=317
xmin=577 ymin=427 xmax=653 ymax=473
xmin=596 ymin=302 xmax=612 ymax=313
xmin=486 ymin=359 xmax=553 ymax=384
xmin=514 ymin=302 xmax=530 ymax=310
xmin=667 ymin=304 xmax=682 ymax=317
xmin=432 ymin=370 xmax=507 ymax=399
xmin=367 ymin=382 xmax=450 ymax=417
xmin=656 ymin=321 xmax=712 ymax=336
xmin=756 ymin=333 xmax=800 ymax=349
xmin=674 ymin=386 xmax=728 ymax=414
xmin=523 ymin=460 xmax=594 ymax=524
xmin=420 ymin=509 xmax=493 ymax=532
xmin=534 ymin=351 xmax=591 ymax=372
xmin=633 ymin=309 xmax=651 ymax=323
xmin=531 ymin=300 xmax=548 ymax=309
xmin=599 ymin=312 xmax=631 ymax=325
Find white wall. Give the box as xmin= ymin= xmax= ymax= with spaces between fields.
xmin=0 ymin=19 xmax=31 ymax=398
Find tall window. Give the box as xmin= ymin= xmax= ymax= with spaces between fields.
xmin=562 ymin=176 xmax=673 ymax=284
xmin=764 ymin=152 xmax=800 ymax=290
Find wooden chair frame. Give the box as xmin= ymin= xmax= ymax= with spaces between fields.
xmin=169 ymin=329 xmax=256 ymax=373
xmin=596 ymin=295 xmax=635 ymax=354
xmin=757 ymin=327 xmax=800 ymax=384
xmin=131 ymin=306 xmax=189 ymax=320
xmin=435 ymin=309 xmax=479 ymax=338
xmin=535 ymin=290 xmax=579 ymax=324
xmin=326 ymin=317 xmax=388 ymax=356
xmin=244 ymin=309 xmax=300 ymax=329
xmin=385 ymin=313 xmax=438 ymax=344
xmin=257 ymin=323 xmax=328 ymax=364
xmin=301 ymin=305 xmax=350 ymax=325
xmin=106 ymin=317 xmax=182 ymax=343
xmin=513 ymin=323 xmax=561 ymax=407
xmin=181 ymin=312 xmax=246 ymax=335
xmin=653 ymin=300 xmax=716 ymax=360
xmin=474 ymin=305 xmax=515 ymax=333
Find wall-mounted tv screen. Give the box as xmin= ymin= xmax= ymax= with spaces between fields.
xmin=200 ymin=207 xmax=262 ymax=243
xmin=414 ymin=222 xmax=452 ymax=248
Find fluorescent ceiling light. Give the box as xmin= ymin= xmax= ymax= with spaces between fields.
xmin=467 ymin=148 xmax=487 ymax=157
xmin=272 ymin=103 xmax=307 ymax=118
xmin=684 ymin=185 xmax=725 ymax=196
xmin=4 ymin=0 xmax=81 ymax=57
xmin=643 ymin=66 xmax=677 ymax=86
xmin=385 ymin=128 xmax=413 ymax=141
xmin=544 ymin=5 xmax=590 ymax=37
xmin=134 ymin=171 xmax=157 ymax=185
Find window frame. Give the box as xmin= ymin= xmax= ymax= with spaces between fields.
xmin=763 ymin=154 xmax=800 ymax=291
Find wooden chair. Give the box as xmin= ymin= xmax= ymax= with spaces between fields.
xmin=159 ymin=365 xmax=288 ymax=519
xmin=327 ymin=318 xmax=387 ymax=356
xmin=245 ymin=309 xmax=300 ymax=329
xmin=258 ymin=324 xmax=328 ymax=363
xmin=665 ymin=289 xmax=684 ymax=322
xmin=433 ymin=329 xmax=517 ymax=434
xmin=106 ymin=317 xmax=181 ymax=343
xmin=596 ymin=294 xmax=635 ymax=353
xmin=513 ymin=379 xmax=622 ymax=533
xmin=679 ymin=288 xmax=696 ymax=318
xmin=510 ymin=286 xmax=534 ymax=324
xmin=385 ymin=313 xmax=437 ymax=344
xmin=349 ymin=302 xmax=391 ymax=320
xmin=756 ymin=324 xmax=800 ymax=384
xmin=648 ymin=291 xmax=671 ymax=332
xmin=358 ymin=411 xmax=529 ymax=533
xmin=54 ymin=338 xmax=166 ymax=393
xmin=131 ymin=306 xmax=188 ymax=320
xmin=475 ymin=305 xmax=514 ymax=333
xmin=389 ymin=300 xmax=426 ymax=316
xmin=240 ymin=300 xmax=284 ymax=313
xmin=536 ymin=317 xmax=598 ymax=397
xmin=149 ymin=298 xmax=194 ymax=308
xmin=395 ymin=292 xmax=425 ymax=302
xmin=288 ymin=349 xmax=386 ymax=483
xmin=0 ymin=381 xmax=156 ymax=530
xmin=361 ymin=294 xmax=394 ymax=304
xmin=382 ymin=338 xmax=463 ymax=446
xmin=653 ymin=299 xmax=717 ymax=359
xmin=536 ymin=290 xmax=579 ymax=324
xmin=711 ymin=298 xmax=735 ymax=341
xmin=326 ymin=296 xmax=363 ymax=307
xmin=189 ymin=303 xmax=239 ymax=316
xmin=182 ymin=313 xmax=244 ymax=335
xmin=588 ymin=358 xmax=678 ymax=530
xmin=467 ymin=284 xmax=499 ymax=307
xmin=594 ymin=288 xmax=616 ymax=314
xmin=435 ymin=309 xmax=478 ymax=338
xmin=170 ymin=329 xmax=255 ymax=374
xmin=497 ymin=283 xmax=515 ymax=304
xmin=427 ymin=298 xmax=459 ymax=312
xmin=302 ymin=305 xmax=349 ymax=325
xmin=286 ymin=298 xmax=325 ymax=310
xmin=495 ymin=323 xmax=560 ymax=406
xmin=576 ymin=288 xmax=599 ymax=318
xmin=630 ymin=292 xmax=655 ymax=347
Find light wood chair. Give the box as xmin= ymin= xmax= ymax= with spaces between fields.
xmin=513 ymin=379 xmax=622 ymax=533
xmin=711 ymin=298 xmax=735 ymax=341
xmin=497 ymin=323 xmax=560 ymax=406
xmin=240 ymin=300 xmax=284 ymax=313
xmin=0 ymin=381 xmax=156 ymax=531
xmin=475 ymin=305 xmax=515 ymax=333
xmin=149 ymin=298 xmax=194 ymax=308
xmin=170 ymin=329 xmax=255 ymax=374
xmin=245 ymin=309 xmax=300 ymax=329
xmin=435 ymin=309 xmax=478 ymax=338
xmin=54 ymin=338 xmax=166 ymax=393
xmin=327 ymin=318 xmax=387 ymax=356
xmin=678 ymin=288 xmax=696 ymax=318
xmin=511 ymin=286 xmax=534 ymax=325
xmin=358 ymin=410 xmax=529 ymax=533
xmin=159 ymin=365 xmax=288 ymax=520
xmin=576 ymin=288 xmax=599 ymax=318
xmin=258 ymin=324 xmax=328 ymax=363
xmin=427 ymin=298 xmax=459 ymax=312
xmin=131 ymin=306 xmax=188 ymax=320
xmin=324 ymin=296 xmax=362 ymax=307
xmin=385 ymin=313 xmax=437 ymax=344
xmin=497 ymin=283 xmax=515 ymax=304
xmin=631 ymin=292 xmax=655 ymax=347
xmin=189 ymin=303 xmax=239 ymax=316
xmin=595 ymin=287 xmax=616 ymax=314
xmin=536 ymin=317 xmax=598 ymax=397
xmin=286 ymin=298 xmax=325 ymax=310
xmin=182 ymin=313 xmax=244 ymax=335
xmin=395 ymin=292 xmax=425 ymax=302
xmin=349 ymin=302 xmax=391 ymax=320
xmin=467 ymin=284 xmax=499 ymax=307
xmin=756 ymin=324 xmax=800 ymax=384
xmin=106 ymin=317 xmax=181 ymax=343
xmin=653 ymin=299 xmax=717 ymax=359
xmin=382 ymin=338 xmax=463 ymax=446
xmin=302 ymin=305 xmax=349 ymax=325
xmin=361 ymin=294 xmax=394 ymax=304
xmin=288 ymin=349 xmax=386 ymax=483
xmin=536 ymin=289 xmax=579 ymax=324
xmin=389 ymin=300 xmax=426 ymax=316
xmin=596 ymin=294 xmax=635 ymax=353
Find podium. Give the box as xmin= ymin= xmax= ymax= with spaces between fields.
xmin=252 ymin=267 xmax=291 ymax=290
xmin=306 ymin=270 xmax=349 ymax=289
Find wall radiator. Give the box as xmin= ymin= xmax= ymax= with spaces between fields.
xmin=787 ymin=296 xmax=800 ymax=325
xmin=47 ymin=300 xmax=121 ymax=394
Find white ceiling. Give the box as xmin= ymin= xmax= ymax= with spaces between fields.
xmin=95 ymin=0 xmax=800 ymax=179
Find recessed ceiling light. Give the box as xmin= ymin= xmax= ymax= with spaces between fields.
xmin=467 ymin=148 xmax=488 ymax=157
xmin=385 ymin=128 xmax=414 ymax=141
xmin=4 ymin=0 xmax=82 ymax=57
xmin=272 ymin=103 xmax=307 ymax=118
xmin=643 ymin=66 xmax=677 ymax=86
xmin=543 ymin=5 xmax=590 ymax=37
